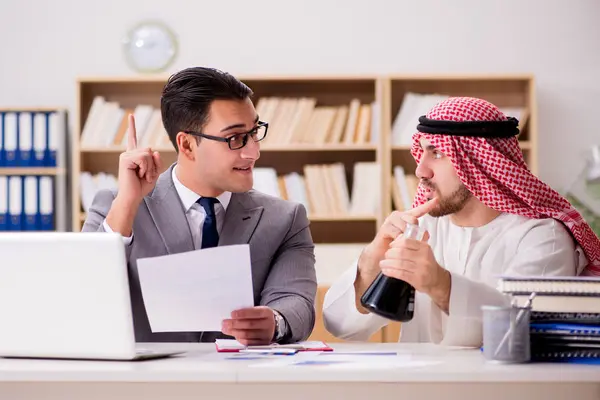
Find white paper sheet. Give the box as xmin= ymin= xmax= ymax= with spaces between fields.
xmin=136 ymin=244 xmax=254 ymax=332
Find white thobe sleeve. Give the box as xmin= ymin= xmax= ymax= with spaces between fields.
xmin=428 ymin=219 xmax=578 ymax=348
xmin=322 ymin=261 xmax=390 ymax=341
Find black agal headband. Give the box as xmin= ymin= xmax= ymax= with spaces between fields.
xmin=416 ymin=116 xmax=520 ymax=138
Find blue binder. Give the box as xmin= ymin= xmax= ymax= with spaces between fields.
xmin=3 ymin=113 xmax=17 ymax=167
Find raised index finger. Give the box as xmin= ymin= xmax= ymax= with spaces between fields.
xmin=406 ymin=198 xmax=439 ymax=218
xmin=126 ymin=114 xmax=138 ymax=151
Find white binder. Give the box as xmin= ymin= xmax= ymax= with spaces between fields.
xmin=8 ymin=176 xmax=22 ymax=230
xmin=19 ymin=112 xmax=33 ymax=166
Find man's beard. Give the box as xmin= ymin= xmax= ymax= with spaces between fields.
xmin=422 ymin=181 xmax=472 ymax=217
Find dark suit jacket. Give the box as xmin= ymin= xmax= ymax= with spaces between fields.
xmin=82 ymin=163 xmax=317 ymax=343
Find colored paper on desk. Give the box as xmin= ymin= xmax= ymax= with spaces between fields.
xmin=215 ymin=339 xmax=333 ymax=352
xmin=136 ymin=244 xmax=254 ymax=332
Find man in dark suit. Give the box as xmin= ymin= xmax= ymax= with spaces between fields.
xmin=82 ymin=67 xmax=317 ymax=345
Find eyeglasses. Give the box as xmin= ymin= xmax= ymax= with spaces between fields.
xmin=184 ymin=121 xmax=268 ymax=150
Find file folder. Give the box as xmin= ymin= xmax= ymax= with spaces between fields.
xmin=8 ymin=176 xmax=22 ymax=230
xmin=23 ymin=176 xmax=38 ymax=231
xmin=18 ymin=112 xmax=33 ymax=167
xmin=0 ymin=177 xmax=6 ymax=231
xmin=3 ymin=113 xmax=17 ymax=167
xmin=47 ymin=112 xmax=59 ymax=167
xmin=39 ymin=176 xmax=53 ymax=231
xmin=33 ymin=112 xmax=47 ymax=167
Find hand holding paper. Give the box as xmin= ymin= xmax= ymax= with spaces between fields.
xmin=221 ymin=306 xmax=276 ymax=346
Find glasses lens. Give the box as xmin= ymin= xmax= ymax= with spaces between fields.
xmin=252 ymin=125 xmax=267 ymax=142
xmin=229 ymin=125 xmax=267 ymax=149
xmin=229 ymin=133 xmax=248 ymax=150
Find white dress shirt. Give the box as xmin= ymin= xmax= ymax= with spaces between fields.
xmin=322 ymin=212 xmax=587 ymax=347
xmin=103 ymin=166 xmax=232 ymax=249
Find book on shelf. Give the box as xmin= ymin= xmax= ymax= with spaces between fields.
xmin=253 ymin=162 xmax=380 ymax=217
xmin=79 ymin=172 xmax=118 ymax=214
xmin=80 ymin=96 xmax=171 ymax=149
xmin=390 ymin=92 xmax=528 ymax=146
xmin=255 ymin=96 xmax=378 ymax=146
xmin=391 ymin=166 xmax=419 ymax=211
xmin=79 ymin=96 xmax=379 ymax=149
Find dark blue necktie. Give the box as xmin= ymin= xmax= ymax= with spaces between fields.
xmin=197 ymin=197 xmax=219 ymax=249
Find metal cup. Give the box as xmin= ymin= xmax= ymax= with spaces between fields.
xmin=482 ymin=304 xmax=531 ymax=364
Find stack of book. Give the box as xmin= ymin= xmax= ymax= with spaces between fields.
xmin=498 ymin=276 xmax=600 ymax=364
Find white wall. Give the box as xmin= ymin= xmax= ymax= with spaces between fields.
xmin=1 ymin=0 xmax=599 ymax=190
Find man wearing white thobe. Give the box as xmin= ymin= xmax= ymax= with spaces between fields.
xmin=322 ymin=97 xmax=600 ymax=347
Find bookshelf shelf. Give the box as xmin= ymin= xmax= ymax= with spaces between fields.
xmin=261 ymin=144 xmax=377 ymax=152
xmin=72 ymin=73 xmax=537 ymax=344
xmin=309 ymin=214 xmax=376 ymax=222
xmin=0 ymin=107 xmax=68 ymax=113
xmin=0 ymin=168 xmax=65 ymax=176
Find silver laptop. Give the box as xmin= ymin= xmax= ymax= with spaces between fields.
xmin=0 ymin=232 xmax=183 ymax=361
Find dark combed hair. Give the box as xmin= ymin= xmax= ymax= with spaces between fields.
xmin=160 ymin=67 xmax=253 ymax=150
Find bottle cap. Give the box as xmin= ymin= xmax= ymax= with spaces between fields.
xmin=404 ymin=223 xmax=426 ymax=241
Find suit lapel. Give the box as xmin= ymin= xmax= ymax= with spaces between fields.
xmin=219 ymin=192 xmax=263 ymax=246
xmin=144 ymin=164 xmax=195 ymax=254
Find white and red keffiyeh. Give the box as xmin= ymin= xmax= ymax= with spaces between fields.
xmin=410 ymin=97 xmax=600 ymax=276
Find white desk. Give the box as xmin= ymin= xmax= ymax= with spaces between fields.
xmin=0 ymin=342 xmax=598 ymax=400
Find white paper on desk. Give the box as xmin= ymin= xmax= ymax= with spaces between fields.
xmin=136 ymin=244 xmax=254 ymax=332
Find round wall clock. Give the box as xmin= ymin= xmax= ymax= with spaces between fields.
xmin=122 ymin=21 xmax=178 ymax=73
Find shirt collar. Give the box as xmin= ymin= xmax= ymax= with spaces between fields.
xmin=172 ymin=165 xmax=232 ymax=212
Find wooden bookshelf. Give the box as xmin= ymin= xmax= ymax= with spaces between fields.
xmin=72 ymin=74 xmax=537 ymax=343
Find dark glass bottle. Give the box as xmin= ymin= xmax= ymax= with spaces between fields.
xmin=360 ymin=272 xmax=415 ymax=322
